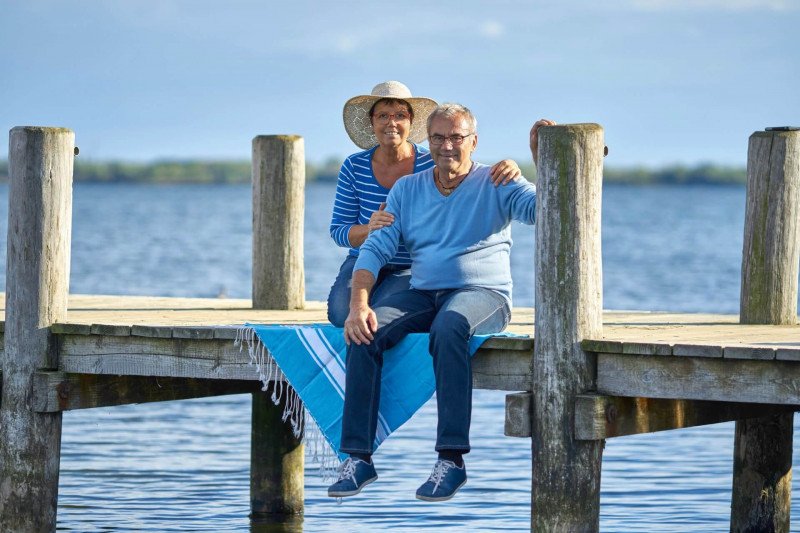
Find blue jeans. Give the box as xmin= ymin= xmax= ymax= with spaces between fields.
xmin=326 ymin=255 xmax=412 ymax=327
xmin=340 ymin=287 xmax=510 ymax=455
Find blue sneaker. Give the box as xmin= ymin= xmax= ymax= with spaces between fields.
xmin=415 ymin=459 xmax=467 ymax=502
xmin=327 ymin=457 xmax=378 ymax=497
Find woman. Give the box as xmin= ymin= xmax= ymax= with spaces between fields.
xmin=327 ymin=81 xmax=522 ymax=326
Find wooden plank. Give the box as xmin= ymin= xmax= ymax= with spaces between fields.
xmin=172 ymin=326 xmax=215 ymax=340
xmin=673 ymin=343 xmax=722 ymax=358
xmin=90 ymin=324 xmax=131 ymax=336
xmin=32 ymin=371 xmax=262 ymax=412
xmin=51 ymin=323 xmax=91 ymax=335
xmin=472 ymin=348 xmax=532 ymax=391
xmin=724 ymin=346 xmax=776 ymax=360
xmin=58 ymin=335 xmax=264 ymax=381
xmin=481 ymin=336 xmax=533 ymax=351
xmin=131 ymin=325 xmax=174 ymax=338
xmin=504 ymin=392 xmax=532 ymax=437
xmin=574 ymin=394 xmax=797 ymax=440
xmin=6 ymin=294 xmax=800 ymax=353
xmin=213 ymin=326 xmax=242 ymax=340
xmin=597 ymin=353 xmax=800 ymax=405
xmin=777 ymin=348 xmax=800 ymax=362
xmin=622 ymin=342 xmax=672 ymax=356
xmin=56 ymin=334 xmax=533 ymax=391
xmin=581 ymin=339 xmax=622 ymax=353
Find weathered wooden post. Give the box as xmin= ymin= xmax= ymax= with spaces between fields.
xmin=252 ymin=135 xmax=305 ymax=310
xmin=531 ymin=124 xmax=605 ymax=531
xmin=732 ymin=127 xmax=800 ymax=532
xmin=249 ymin=135 xmax=305 ymax=517
xmin=0 ymin=127 xmax=74 ymax=531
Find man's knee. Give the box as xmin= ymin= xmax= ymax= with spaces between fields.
xmin=429 ymin=310 xmax=470 ymax=351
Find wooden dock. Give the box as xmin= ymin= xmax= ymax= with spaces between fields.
xmin=1 ymin=125 xmax=799 ymax=532
xmin=2 ymin=294 xmax=799 ymax=414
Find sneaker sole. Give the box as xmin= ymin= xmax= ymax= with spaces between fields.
xmin=415 ymin=478 xmax=467 ymax=502
xmin=328 ymin=475 xmax=378 ymax=498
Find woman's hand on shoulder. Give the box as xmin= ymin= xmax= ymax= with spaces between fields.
xmin=368 ymin=203 xmax=394 ymax=232
xmin=489 ymin=159 xmax=522 ymax=186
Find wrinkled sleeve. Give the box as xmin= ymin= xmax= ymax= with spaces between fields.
xmin=329 ymin=158 xmax=359 ymax=248
xmin=354 ymin=185 xmax=403 ymax=278
xmin=500 ymin=178 xmax=537 ymax=225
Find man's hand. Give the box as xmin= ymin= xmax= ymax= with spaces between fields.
xmin=530 ymin=119 xmax=557 ymax=166
xmin=489 ymin=159 xmax=522 ymax=186
xmin=344 ymin=304 xmax=378 ymax=345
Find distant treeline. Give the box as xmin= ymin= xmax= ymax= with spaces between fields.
xmin=0 ymin=159 xmax=746 ymax=185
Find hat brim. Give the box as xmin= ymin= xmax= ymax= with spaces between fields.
xmin=343 ymin=94 xmax=439 ymax=150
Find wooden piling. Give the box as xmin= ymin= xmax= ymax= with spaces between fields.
xmin=731 ymin=128 xmax=800 ymax=532
xmin=531 ymin=124 xmax=605 ymax=531
xmin=252 ymin=135 xmax=305 ymax=310
xmin=0 ymin=127 xmax=74 ymax=532
xmin=249 ymin=134 xmax=305 ymax=517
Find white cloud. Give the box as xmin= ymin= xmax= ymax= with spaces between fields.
xmin=480 ymin=20 xmax=504 ymax=39
xmin=334 ymin=35 xmax=358 ymax=54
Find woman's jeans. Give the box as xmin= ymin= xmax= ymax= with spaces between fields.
xmin=340 ymin=286 xmax=510 ymax=455
xmin=326 ymin=255 xmax=411 ymax=327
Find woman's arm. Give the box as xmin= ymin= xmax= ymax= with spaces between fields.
xmin=329 ymin=159 xmax=365 ymax=248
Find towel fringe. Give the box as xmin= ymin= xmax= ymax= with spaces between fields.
xmin=236 ymin=325 xmax=339 ymax=478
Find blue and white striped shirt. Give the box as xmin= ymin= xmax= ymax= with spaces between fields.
xmin=329 ymin=143 xmax=433 ymax=266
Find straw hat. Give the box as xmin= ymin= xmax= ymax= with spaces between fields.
xmin=343 ymin=81 xmax=438 ymax=149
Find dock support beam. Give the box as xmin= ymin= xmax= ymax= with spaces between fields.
xmin=0 ymin=127 xmax=74 ymax=532
xmin=531 ymin=124 xmax=605 ymax=531
xmin=732 ymin=128 xmax=800 ymax=532
xmin=249 ymin=135 xmax=305 ymax=518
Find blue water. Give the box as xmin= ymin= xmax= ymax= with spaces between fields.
xmin=0 ymin=181 xmax=797 ymax=532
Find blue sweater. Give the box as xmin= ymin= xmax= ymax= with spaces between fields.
xmin=328 ymin=143 xmax=434 ymax=266
xmin=354 ymin=163 xmax=537 ymax=306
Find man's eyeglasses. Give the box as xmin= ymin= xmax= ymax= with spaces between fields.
xmin=374 ymin=112 xmax=411 ymax=123
xmin=428 ymin=133 xmax=474 ymax=146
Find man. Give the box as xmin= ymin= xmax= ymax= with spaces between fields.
xmin=328 ymin=103 xmax=549 ymax=502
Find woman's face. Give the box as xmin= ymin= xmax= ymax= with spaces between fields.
xmin=370 ymin=101 xmax=412 ymax=149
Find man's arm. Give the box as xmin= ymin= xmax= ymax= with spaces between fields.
xmin=342 ymin=184 xmax=405 ymax=345
xmin=343 ymin=269 xmax=378 ymax=345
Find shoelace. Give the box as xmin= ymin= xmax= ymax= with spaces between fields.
xmin=337 ymin=458 xmax=358 ymax=483
xmin=427 ymin=460 xmax=454 ymax=493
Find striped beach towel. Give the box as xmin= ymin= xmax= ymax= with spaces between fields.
xmin=236 ymin=324 xmax=501 ymax=466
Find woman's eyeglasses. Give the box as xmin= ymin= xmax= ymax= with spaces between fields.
xmin=373 ymin=112 xmax=411 ymax=123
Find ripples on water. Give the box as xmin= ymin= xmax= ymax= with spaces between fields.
xmin=0 ymin=182 xmax=798 ymax=532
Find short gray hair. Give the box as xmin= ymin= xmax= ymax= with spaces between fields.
xmin=426 ymin=103 xmax=477 ymax=134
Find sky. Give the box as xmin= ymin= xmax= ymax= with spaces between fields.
xmin=1 ymin=0 xmax=798 ymax=167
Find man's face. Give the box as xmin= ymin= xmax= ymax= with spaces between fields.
xmin=428 ymin=114 xmax=477 ymax=174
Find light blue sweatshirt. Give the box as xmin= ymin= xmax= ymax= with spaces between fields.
xmin=354 ymin=163 xmax=536 ymax=306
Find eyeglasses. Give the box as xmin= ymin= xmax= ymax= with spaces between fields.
xmin=428 ymin=133 xmax=474 ymax=146
xmin=373 ymin=112 xmax=411 ymax=123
